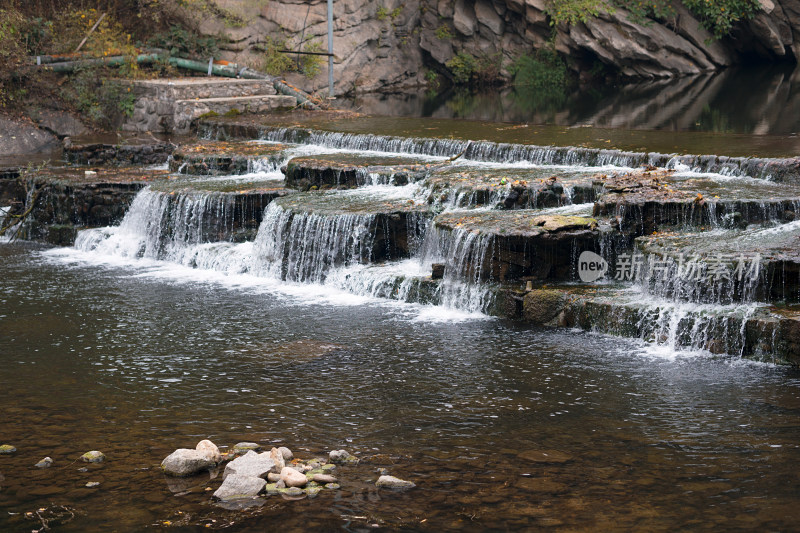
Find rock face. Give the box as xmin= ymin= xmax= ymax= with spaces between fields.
xmin=0 ymin=116 xmax=59 ymax=156
xmin=189 ymin=0 xmax=800 ymax=94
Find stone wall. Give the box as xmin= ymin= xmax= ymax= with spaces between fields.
xmin=199 ymin=0 xmax=800 ymax=95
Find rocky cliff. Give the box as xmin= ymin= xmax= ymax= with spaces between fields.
xmin=201 ymin=0 xmax=800 ymax=95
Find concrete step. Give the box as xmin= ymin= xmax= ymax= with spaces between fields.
xmin=172 ymin=95 xmax=296 ymax=134
xmin=133 ymin=78 xmax=277 ymax=100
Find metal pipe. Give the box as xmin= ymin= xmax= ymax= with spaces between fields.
xmin=327 ymin=0 xmax=334 ymax=98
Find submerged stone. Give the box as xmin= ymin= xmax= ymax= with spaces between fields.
xmin=375 ymin=475 xmax=416 ymax=490
xmin=328 ymin=449 xmax=357 ymax=464
xmin=232 ymin=442 xmax=261 ymax=454
xmin=517 ymin=450 xmax=572 ymax=464
xmin=0 ymin=445 xmax=17 ymax=454
xmin=81 ymin=451 xmax=106 ymax=464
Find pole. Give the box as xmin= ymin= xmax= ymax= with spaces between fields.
xmin=327 ymin=0 xmax=334 ymax=98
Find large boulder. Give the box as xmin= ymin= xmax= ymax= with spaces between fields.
xmin=212 ymin=473 xmax=266 ymax=501
xmin=161 ymin=449 xmax=215 ymax=476
xmin=222 ymin=450 xmax=277 ymax=480
xmin=523 ymin=289 xmax=568 ymax=325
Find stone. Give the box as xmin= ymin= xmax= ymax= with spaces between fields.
xmin=275 ymin=480 xmax=286 ymax=489
xmin=523 ymin=289 xmax=568 ymax=325
xmin=278 ymin=446 xmax=293 ymax=461
xmin=232 ymin=442 xmax=261 ymax=454
xmin=312 ymin=474 xmax=338 ymax=484
xmin=280 ymin=466 xmax=308 ymax=488
xmin=376 ymin=475 xmax=416 ymax=490
xmin=85 ymin=481 xmax=100 ymax=488
xmin=161 ymin=449 xmax=214 ymax=476
xmin=0 ymin=445 xmax=17 ymax=454
xmin=34 ymin=110 xmax=89 ymax=138
xmin=196 ymin=440 xmax=221 ymax=463
xmin=267 ymin=472 xmax=281 ymax=482
xmin=269 ymin=447 xmax=285 ymax=471
xmin=517 ymin=449 xmax=573 ymax=464
xmin=324 ymin=483 xmax=341 ymax=490
xmin=306 ymin=486 xmax=321 ymax=497
xmin=212 ymin=473 xmax=266 ymax=501
xmin=329 ymin=449 xmax=357 ymax=464
xmin=81 ymin=451 xmax=106 ymax=464
xmin=431 ymin=263 xmax=445 ymax=279
xmin=284 ymin=486 xmax=305 ymax=497
xmin=35 ymin=457 xmax=53 ymax=468
xmin=223 ymin=450 xmax=277 ymax=480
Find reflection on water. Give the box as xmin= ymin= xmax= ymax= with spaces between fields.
xmin=1 ymin=241 xmax=800 ymax=531
xmin=342 ymin=65 xmax=800 ymax=135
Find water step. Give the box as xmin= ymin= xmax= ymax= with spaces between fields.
xmin=632 ymin=222 xmax=800 ymax=303
xmin=431 ymin=211 xmax=602 ymax=282
xmin=258 ymin=192 xmax=432 ymax=283
xmin=11 ymin=167 xmax=166 ymax=244
xmin=283 ymin=154 xmax=430 ymax=190
xmin=421 ymin=166 xmax=601 ymax=209
xmin=198 ymin=120 xmax=800 ymax=182
xmin=502 ymin=285 xmax=800 ymax=365
xmin=174 ymin=95 xmax=296 ymax=134
xmin=594 ymin=169 xmax=800 ymax=233
xmin=169 ymin=140 xmax=290 ymax=175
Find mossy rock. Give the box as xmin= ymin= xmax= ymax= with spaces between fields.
xmin=0 ymin=444 xmax=17 ymax=454
xmin=523 ymin=289 xmax=567 ymax=325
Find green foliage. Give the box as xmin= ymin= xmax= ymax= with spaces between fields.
xmin=446 ymin=52 xmax=502 ymax=86
xmin=682 ymin=0 xmax=760 ymax=39
xmin=262 ymin=36 xmax=294 ymax=76
xmin=435 ymin=24 xmax=453 ymax=40
xmin=148 ymin=25 xmax=220 ymax=60
xmin=60 ymin=66 xmax=135 ymax=128
xmin=300 ymin=40 xmax=325 ymax=78
xmin=378 ymin=6 xmax=402 ymax=21
xmin=424 ymin=69 xmax=440 ymax=91
xmin=0 ymin=8 xmax=27 ymax=71
xmin=510 ymin=49 xmax=572 ymax=114
xmin=613 ymin=0 xmax=674 ymax=24
xmin=545 ymin=0 xmax=610 ymax=27
xmin=262 ymin=36 xmax=324 ymax=79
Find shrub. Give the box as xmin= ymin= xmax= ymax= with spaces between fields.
xmin=148 ymin=25 xmax=221 ymax=59
xmin=446 ymin=52 xmax=502 ymax=86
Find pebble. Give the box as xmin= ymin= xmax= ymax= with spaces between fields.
xmin=328 ymin=449 xmax=356 ymax=464
xmin=232 ymin=442 xmax=261 ymax=454
xmin=35 ymin=457 xmax=53 ymax=468
xmin=324 ymin=483 xmax=340 ymax=490
xmin=312 ymin=474 xmax=337 ymax=484
xmin=85 ymin=481 xmax=100 ymax=488
xmin=278 ymin=446 xmax=293 ymax=461
xmin=81 ymin=451 xmax=105 ymax=463
xmin=306 ymin=487 xmax=321 ymax=497
xmin=517 ymin=450 xmax=572 ymax=464
xmin=267 ymin=472 xmax=281 ymax=482
xmin=0 ymin=445 xmax=17 ymax=454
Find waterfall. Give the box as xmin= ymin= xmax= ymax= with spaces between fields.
xmin=201 ymin=123 xmax=800 ymax=181
xmin=75 ymin=188 xmax=250 ymax=264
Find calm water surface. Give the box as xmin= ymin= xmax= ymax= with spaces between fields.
xmin=1 ymin=241 xmax=799 ymax=531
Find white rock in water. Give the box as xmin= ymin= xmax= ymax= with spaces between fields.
xmin=376 ymin=475 xmax=416 ymax=490
xmin=212 ymin=474 xmax=266 ymax=501
xmin=161 ymin=449 xmax=215 ymax=477
xmin=223 ymin=450 xmax=276 ymax=480
xmin=280 ymin=466 xmax=308 ymax=488
xmin=196 ymin=439 xmax=221 ymax=463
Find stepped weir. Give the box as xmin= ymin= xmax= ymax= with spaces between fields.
xmin=3 ymin=116 xmax=800 ymax=364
